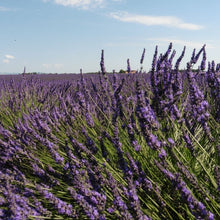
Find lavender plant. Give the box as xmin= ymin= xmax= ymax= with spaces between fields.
xmin=0 ymin=44 xmax=219 ymax=220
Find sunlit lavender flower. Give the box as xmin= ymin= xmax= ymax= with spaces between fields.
xmin=126 ymin=152 xmax=139 ymax=175
xmin=127 ymin=58 xmax=131 ymax=73
xmin=140 ymin=48 xmax=146 ymax=65
xmin=208 ymin=211 xmax=215 ymax=220
xmin=105 ymin=172 xmax=133 ymax=219
xmin=183 ymin=133 xmax=195 ymax=154
xmin=191 ymin=44 xmax=206 ymax=65
xmin=100 ymin=49 xmax=106 ymax=76
xmin=126 ymin=177 xmax=151 ymax=220
xmin=135 ymin=81 xmax=160 ymax=132
xmin=205 ymin=60 xmax=220 ymax=122
xmin=127 ymin=120 xmax=141 ymax=152
xmin=132 ymin=140 xmax=141 ymax=152
xmin=37 ymin=186 xmax=74 ymax=217
xmin=32 ymin=163 xmax=45 ymax=177
xmin=107 ymin=207 xmax=114 ymax=213
xmin=201 ymin=47 xmax=206 ymax=71
xmin=167 ymin=137 xmax=175 ymax=147
xmin=68 ymin=187 xmax=101 ymax=219
xmin=190 ymin=48 xmax=196 ymax=63
xmin=112 ymin=78 xmax=125 ymax=123
xmin=85 ymin=112 xmax=95 ymax=127
xmin=154 ymin=160 xmax=175 ymax=180
xmin=45 ymin=140 xmax=64 ymax=164
xmin=175 ymin=46 xmax=186 ymax=70
xmin=0 ymin=209 xmax=4 ymax=218
xmin=158 ymin=148 xmax=167 ymax=159
xmin=82 ymin=128 xmax=98 ymax=153
xmin=0 ymin=197 xmax=5 ymax=206
xmin=186 ymin=62 xmax=212 ymax=138
xmin=173 ymin=173 xmax=213 ymax=219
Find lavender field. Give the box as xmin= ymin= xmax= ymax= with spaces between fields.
xmin=0 ymin=44 xmax=219 ymax=219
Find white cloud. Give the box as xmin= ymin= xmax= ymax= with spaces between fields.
xmin=0 ymin=6 xmax=17 ymax=12
xmin=148 ymin=38 xmax=213 ymax=49
xmin=2 ymin=55 xmax=15 ymax=64
xmin=110 ymin=12 xmax=204 ymax=30
xmin=0 ymin=6 xmax=11 ymax=11
xmin=46 ymin=0 xmax=104 ymax=9
xmin=43 ymin=0 xmax=124 ymax=9
xmin=5 ymin=55 xmax=15 ymax=59
xmin=3 ymin=59 xmax=10 ymax=64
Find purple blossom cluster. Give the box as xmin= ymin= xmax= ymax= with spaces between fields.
xmin=154 ymin=161 xmax=214 ymax=220
xmin=205 ymin=60 xmax=220 ymax=121
xmin=150 ymin=43 xmax=184 ymax=124
xmin=186 ymin=62 xmax=212 ymax=138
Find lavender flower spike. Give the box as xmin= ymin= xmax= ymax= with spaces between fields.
xmin=127 ymin=58 xmax=131 ymax=73
xmin=100 ymin=49 xmax=106 ymax=76
xmin=140 ymin=48 xmax=146 ymax=64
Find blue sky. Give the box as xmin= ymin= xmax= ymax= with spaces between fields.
xmin=1 ymin=0 xmax=220 ymax=73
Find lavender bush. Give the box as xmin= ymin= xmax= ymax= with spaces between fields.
xmin=0 ymin=44 xmax=219 ymax=219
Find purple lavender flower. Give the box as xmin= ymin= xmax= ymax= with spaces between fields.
xmin=107 ymin=207 xmax=114 ymax=213
xmin=192 ymin=44 xmax=206 ymax=64
xmin=100 ymin=49 xmax=106 ymax=76
xmin=37 ymin=187 xmax=74 ymax=217
xmin=186 ymin=62 xmax=213 ymax=138
xmin=190 ymin=48 xmax=196 ymax=63
xmin=201 ymin=47 xmax=206 ymax=71
xmin=82 ymin=128 xmax=98 ymax=153
xmin=175 ymin=46 xmax=186 ymax=70
xmin=68 ymin=187 xmax=102 ymax=219
xmin=158 ymin=148 xmax=167 ymax=159
xmin=127 ymin=58 xmax=131 ymax=73
xmin=167 ymin=138 xmax=175 ymax=147
xmin=126 ymin=177 xmax=151 ymax=220
xmin=140 ymin=48 xmax=146 ymax=65
xmin=127 ymin=120 xmax=141 ymax=152
xmin=208 ymin=211 xmax=215 ymax=220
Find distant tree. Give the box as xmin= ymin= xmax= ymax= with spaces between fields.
xmin=119 ymin=69 xmax=126 ymax=73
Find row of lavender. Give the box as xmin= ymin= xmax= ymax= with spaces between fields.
xmin=0 ymin=43 xmax=219 ymax=219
